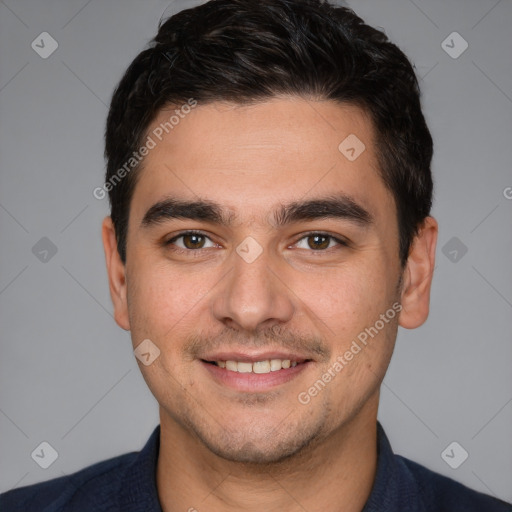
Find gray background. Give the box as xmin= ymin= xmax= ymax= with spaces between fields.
xmin=1 ymin=0 xmax=511 ymax=503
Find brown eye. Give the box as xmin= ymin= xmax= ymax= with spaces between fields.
xmin=294 ymin=233 xmax=348 ymax=251
xmin=307 ymin=235 xmax=331 ymax=250
xmin=182 ymin=233 xmax=206 ymax=249
xmin=166 ymin=231 xmax=216 ymax=251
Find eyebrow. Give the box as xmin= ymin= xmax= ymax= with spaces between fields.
xmin=140 ymin=194 xmax=373 ymax=229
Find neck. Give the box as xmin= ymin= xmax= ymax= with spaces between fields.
xmin=156 ymin=397 xmax=379 ymax=512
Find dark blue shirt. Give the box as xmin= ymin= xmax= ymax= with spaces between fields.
xmin=1 ymin=422 xmax=510 ymax=511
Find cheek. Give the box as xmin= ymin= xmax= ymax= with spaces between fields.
xmin=126 ymin=261 xmax=218 ymax=344
xmin=125 ymin=265 xmax=206 ymax=398
xmin=296 ymin=261 xmax=391 ymax=337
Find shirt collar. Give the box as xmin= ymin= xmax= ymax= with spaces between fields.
xmin=118 ymin=425 xmax=163 ymax=512
xmin=363 ymin=421 xmax=425 ymax=512
xmin=118 ymin=421 xmax=419 ymax=512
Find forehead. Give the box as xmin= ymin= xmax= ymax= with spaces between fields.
xmin=130 ymin=97 xmax=394 ymax=225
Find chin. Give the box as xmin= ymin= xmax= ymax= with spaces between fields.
xmin=188 ymin=417 xmax=326 ymax=466
xmin=204 ymin=438 xmax=307 ymax=465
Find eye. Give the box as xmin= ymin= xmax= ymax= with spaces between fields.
xmin=293 ymin=232 xmax=348 ymax=251
xmin=164 ymin=230 xmax=348 ymax=254
xmin=165 ymin=231 xmax=217 ymax=251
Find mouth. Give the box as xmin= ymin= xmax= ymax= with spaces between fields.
xmin=200 ymin=354 xmax=314 ymax=392
xmin=202 ymin=358 xmax=309 ymax=374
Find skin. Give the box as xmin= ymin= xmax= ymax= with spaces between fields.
xmin=102 ymin=97 xmax=437 ymax=512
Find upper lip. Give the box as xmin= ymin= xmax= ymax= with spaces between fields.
xmin=200 ymin=350 xmax=313 ymax=363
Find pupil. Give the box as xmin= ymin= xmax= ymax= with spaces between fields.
xmin=309 ymin=235 xmax=329 ymax=250
xmin=185 ymin=234 xmax=204 ymax=249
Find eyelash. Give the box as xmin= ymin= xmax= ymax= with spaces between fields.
xmin=164 ymin=230 xmax=349 ymax=254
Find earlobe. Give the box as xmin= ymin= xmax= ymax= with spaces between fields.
xmin=101 ymin=217 xmax=131 ymax=331
xmin=398 ymin=216 xmax=438 ymax=329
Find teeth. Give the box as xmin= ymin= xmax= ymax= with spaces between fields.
xmin=237 ymin=362 xmax=253 ymax=373
xmin=214 ymin=359 xmax=300 ymax=373
xmin=226 ymin=360 xmax=238 ymax=371
xmin=253 ymin=360 xmax=271 ymax=374
xmin=270 ymin=359 xmax=282 ymax=372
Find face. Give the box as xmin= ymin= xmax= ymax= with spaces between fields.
xmin=103 ymin=97 xmax=437 ymax=464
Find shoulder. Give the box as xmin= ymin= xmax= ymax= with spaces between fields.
xmin=0 ymin=451 xmax=137 ymax=512
xmin=370 ymin=422 xmax=511 ymax=512
xmin=397 ymin=454 xmax=511 ymax=511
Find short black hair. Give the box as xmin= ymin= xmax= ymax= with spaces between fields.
xmin=104 ymin=0 xmax=433 ymax=266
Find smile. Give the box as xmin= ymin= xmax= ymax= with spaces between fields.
xmin=205 ymin=359 xmax=307 ymax=374
xmin=201 ymin=357 xmax=314 ymax=392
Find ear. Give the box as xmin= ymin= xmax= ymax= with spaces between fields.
xmin=102 ymin=216 xmax=130 ymax=331
xmin=398 ymin=216 xmax=438 ymax=329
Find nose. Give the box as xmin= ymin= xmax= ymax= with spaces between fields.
xmin=211 ymin=243 xmax=295 ymax=333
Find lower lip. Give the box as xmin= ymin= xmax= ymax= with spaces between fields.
xmin=201 ymin=360 xmax=312 ymax=392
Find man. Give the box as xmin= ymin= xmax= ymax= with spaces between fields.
xmin=1 ymin=0 xmax=510 ymax=510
